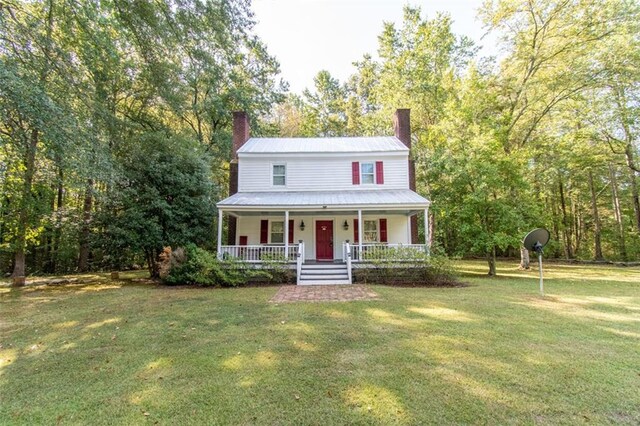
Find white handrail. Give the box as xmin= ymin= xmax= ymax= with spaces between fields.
xmin=296 ymin=241 xmax=303 ymax=285
xmin=219 ymin=245 xmax=298 ymax=263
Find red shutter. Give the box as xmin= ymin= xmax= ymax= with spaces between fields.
xmin=376 ymin=161 xmax=384 ymax=184
xmin=239 ymin=236 xmax=248 ymax=246
xmin=352 ymin=162 xmax=360 ymax=185
xmin=260 ymin=220 xmax=268 ymax=244
xmin=288 ymin=219 xmax=294 ymax=244
xmin=379 ymin=219 xmax=388 ymax=242
xmin=353 ymin=219 xmax=359 ymax=243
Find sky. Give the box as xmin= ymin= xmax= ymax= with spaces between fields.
xmin=252 ymin=0 xmax=499 ymax=94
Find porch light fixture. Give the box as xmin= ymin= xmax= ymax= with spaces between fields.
xmin=343 ymin=220 xmax=349 ymax=230
xmin=300 ymin=220 xmax=305 ymax=231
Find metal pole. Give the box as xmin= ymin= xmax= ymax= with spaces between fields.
xmin=538 ymin=253 xmax=544 ymax=297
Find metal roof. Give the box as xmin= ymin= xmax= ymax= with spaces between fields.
xmin=237 ymin=136 xmax=409 ymax=154
xmin=217 ymin=189 xmax=430 ymax=209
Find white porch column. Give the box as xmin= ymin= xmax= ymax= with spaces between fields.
xmin=424 ymin=207 xmax=430 ymax=255
xmin=217 ymin=209 xmax=223 ymax=260
xmin=284 ymin=210 xmax=289 ymax=259
xmin=357 ymin=209 xmax=363 ymax=261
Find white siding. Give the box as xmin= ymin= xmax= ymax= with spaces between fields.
xmin=238 ymin=155 xmax=409 ymax=192
xmin=236 ymin=214 xmax=410 ymax=260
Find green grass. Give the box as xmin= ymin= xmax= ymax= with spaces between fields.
xmin=1 ymin=261 xmax=639 ymax=425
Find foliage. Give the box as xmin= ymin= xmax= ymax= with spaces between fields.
xmin=93 ymin=133 xmax=216 ymax=275
xmin=266 ymin=1 xmax=640 ymax=273
xmin=2 ymin=0 xmax=640 ymax=279
xmin=258 ymin=253 xmax=295 ymax=284
xmin=162 ymin=244 xmax=252 ymax=287
xmin=0 ymin=0 xmax=284 ymax=278
xmin=356 ymin=248 xmax=459 ymax=286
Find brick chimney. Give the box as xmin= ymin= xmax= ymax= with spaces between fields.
xmin=394 ymin=109 xmax=419 ymax=244
xmin=394 ymin=109 xmax=411 ymax=149
xmin=232 ymin=111 xmax=250 ymax=159
xmin=227 ymin=111 xmax=250 ymax=245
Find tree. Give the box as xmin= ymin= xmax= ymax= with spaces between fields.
xmin=1 ymin=0 xmax=285 ymax=279
xmin=427 ymin=67 xmax=536 ymax=274
xmin=96 ymin=133 xmax=216 ymax=276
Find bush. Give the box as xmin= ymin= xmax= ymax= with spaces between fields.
xmin=158 ymin=245 xmax=295 ymax=286
xmin=259 ymin=253 xmax=295 ymax=284
xmin=355 ymin=248 xmax=460 ymax=287
xmin=160 ymin=244 xmax=255 ymax=287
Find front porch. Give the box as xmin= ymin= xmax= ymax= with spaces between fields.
xmin=215 ymin=189 xmax=431 ymax=284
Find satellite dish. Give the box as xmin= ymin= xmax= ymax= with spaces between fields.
xmin=523 ymin=228 xmax=550 ymax=254
xmin=523 ymin=228 xmax=550 ymax=297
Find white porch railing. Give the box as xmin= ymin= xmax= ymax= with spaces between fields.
xmin=218 ymin=245 xmax=298 ymax=263
xmin=344 ymin=242 xmax=352 ymax=283
xmin=350 ymin=243 xmax=429 ymax=262
xmin=296 ymin=241 xmax=305 ymax=284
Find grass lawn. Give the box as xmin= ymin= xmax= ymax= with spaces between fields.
xmin=1 ymin=261 xmax=639 ymax=425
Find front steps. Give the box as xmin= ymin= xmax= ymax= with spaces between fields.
xmin=298 ymin=262 xmax=351 ymax=285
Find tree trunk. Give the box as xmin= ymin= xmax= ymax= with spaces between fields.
xmin=572 ymin=197 xmax=581 ymax=256
xmin=551 ymin=195 xmax=561 ymax=258
xmin=51 ymin=166 xmax=64 ymax=272
xmin=78 ymin=179 xmax=94 ymax=271
xmin=12 ymin=129 xmax=39 ymax=285
xmin=487 ymin=246 xmax=497 ymax=276
xmin=609 ymin=164 xmax=627 ymax=260
xmin=11 ymin=0 xmax=55 ymax=285
xmin=42 ymin=191 xmax=56 ymax=273
xmin=588 ymin=170 xmax=604 ymax=260
xmin=519 ymin=247 xmax=530 ymax=269
xmin=559 ymin=176 xmax=573 ymax=259
xmin=146 ymin=249 xmax=160 ymax=278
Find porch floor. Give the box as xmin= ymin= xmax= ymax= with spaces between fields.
xmin=270 ymin=285 xmax=379 ymax=303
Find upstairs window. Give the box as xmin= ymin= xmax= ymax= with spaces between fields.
xmin=361 ymin=163 xmax=375 ymax=184
xmin=270 ymin=221 xmax=284 ymax=243
xmin=272 ymin=164 xmax=286 ymax=186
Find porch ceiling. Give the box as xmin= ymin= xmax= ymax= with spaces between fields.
xmin=217 ymin=189 xmax=430 ymax=215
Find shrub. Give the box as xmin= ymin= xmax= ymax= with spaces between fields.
xmin=355 ymin=248 xmax=460 ymax=287
xmin=160 ymin=244 xmax=255 ymax=287
xmin=259 ymin=253 xmax=295 ymax=284
xmin=159 ymin=245 xmax=290 ymax=286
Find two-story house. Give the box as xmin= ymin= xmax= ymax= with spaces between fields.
xmin=216 ymin=109 xmax=430 ymax=284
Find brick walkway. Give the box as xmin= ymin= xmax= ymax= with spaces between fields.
xmin=270 ymin=285 xmax=379 ymax=303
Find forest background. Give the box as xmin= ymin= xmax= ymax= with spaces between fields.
xmin=1 ymin=0 xmax=639 ymax=277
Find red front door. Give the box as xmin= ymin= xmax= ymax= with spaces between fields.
xmin=316 ymin=220 xmax=334 ymax=261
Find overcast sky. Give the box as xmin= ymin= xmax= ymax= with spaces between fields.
xmin=252 ymin=0 xmax=498 ymax=94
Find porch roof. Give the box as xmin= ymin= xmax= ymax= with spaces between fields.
xmin=217 ymin=189 xmax=430 ymax=211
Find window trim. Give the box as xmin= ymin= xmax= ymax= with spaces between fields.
xmin=360 ymin=162 xmax=375 ymax=185
xmin=271 ymin=163 xmax=287 ymax=187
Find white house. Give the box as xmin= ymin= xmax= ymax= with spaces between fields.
xmin=216 ymin=109 xmax=431 ymax=284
